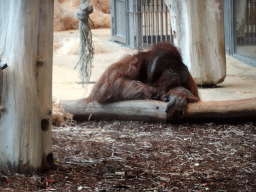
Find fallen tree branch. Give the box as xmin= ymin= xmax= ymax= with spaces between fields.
xmin=61 ymin=100 xmax=167 ymax=123
xmin=184 ymin=97 xmax=256 ymax=119
xmin=61 ymin=97 xmax=256 ymax=123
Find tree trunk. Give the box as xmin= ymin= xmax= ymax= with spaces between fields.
xmin=0 ymin=0 xmax=54 ymax=173
xmin=61 ymin=98 xmax=256 ymax=123
xmin=165 ymin=0 xmax=226 ymax=85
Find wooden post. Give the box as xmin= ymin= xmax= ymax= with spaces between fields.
xmin=164 ymin=0 xmax=226 ymax=85
xmin=0 ymin=0 xmax=54 ymax=173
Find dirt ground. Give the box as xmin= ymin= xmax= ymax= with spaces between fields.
xmin=1 ymin=120 xmax=256 ymax=191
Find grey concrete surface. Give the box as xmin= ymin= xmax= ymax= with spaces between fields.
xmin=53 ymin=29 xmax=256 ymax=101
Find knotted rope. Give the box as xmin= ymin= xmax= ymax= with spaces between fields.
xmin=75 ymin=0 xmax=94 ymax=85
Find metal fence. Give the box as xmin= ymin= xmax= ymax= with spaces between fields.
xmin=111 ymin=0 xmax=172 ymax=49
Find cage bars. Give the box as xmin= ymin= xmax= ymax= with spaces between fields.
xmin=132 ymin=0 xmax=171 ymax=48
xmin=237 ymin=0 xmax=256 ymax=46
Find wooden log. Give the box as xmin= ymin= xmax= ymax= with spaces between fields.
xmin=61 ymin=97 xmax=256 ymax=123
xmin=61 ymin=100 xmax=167 ymax=123
xmin=184 ymin=98 xmax=256 ymax=119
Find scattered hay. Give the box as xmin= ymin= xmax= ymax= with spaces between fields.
xmin=1 ymin=121 xmax=255 ymax=191
xmin=51 ymin=121 xmax=256 ymax=191
xmin=52 ymin=98 xmax=73 ymax=126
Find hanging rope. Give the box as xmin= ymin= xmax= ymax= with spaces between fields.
xmin=75 ymin=0 xmax=94 ymax=85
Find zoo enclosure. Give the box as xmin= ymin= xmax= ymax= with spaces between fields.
xmin=111 ymin=0 xmax=172 ymax=48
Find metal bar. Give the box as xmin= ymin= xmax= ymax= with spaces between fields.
xmin=165 ymin=3 xmax=168 ymax=43
xmin=136 ymin=0 xmax=139 ymax=48
xmin=139 ymin=0 xmax=143 ymax=48
xmin=254 ymin=0 xmax=256 ymax=44
xmin=142 ymin=2 xmax=145 ymax=47
xmin=146 ymin=0 xmax=149 ymax=46
xmin=146 ymin=1 xmax=148 ymax=45
xmin=167 ymin=2 xmax=173 ymax=44
xmin=134 ymin=0 xmax=136 ymax=48
xmin=163 ymin=3 xmax=165 ymax=41
xmin=251 ymin=0 xmax=254 ymax=44
xmin=130 ymin=0 xmax=135 ymax=48
xmin=125 ymin=0 xmax=129 ymax=46
xmin=146 ymin=0 xmax=150 ymax=47
xmin=145 ymin=0 xmax=147 ymax=46
xmin=160 ymin=0 xmax=163 ymax=42
xmin=249 ymin=0 xmax=252 ymax=44
xmin=246 ymin=0 xmax=249 ymax=45
xmin=145 ymin=1 xmax=148 ymax=47
xmin=151 ymin=0 xmax=153 ymax=46
xmin=132 ymin=10 xmax=168 ymax=14
xmin=147 ymin=2 xmax=149 ymax=46
xmin=154 ymin=0 xmax=159 ymax=43
xmin=157 ymin=0 xmax=160 ymax=43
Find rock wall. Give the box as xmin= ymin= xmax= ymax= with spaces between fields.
xmin=54 ymin=0 xmax=110 ymax=31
